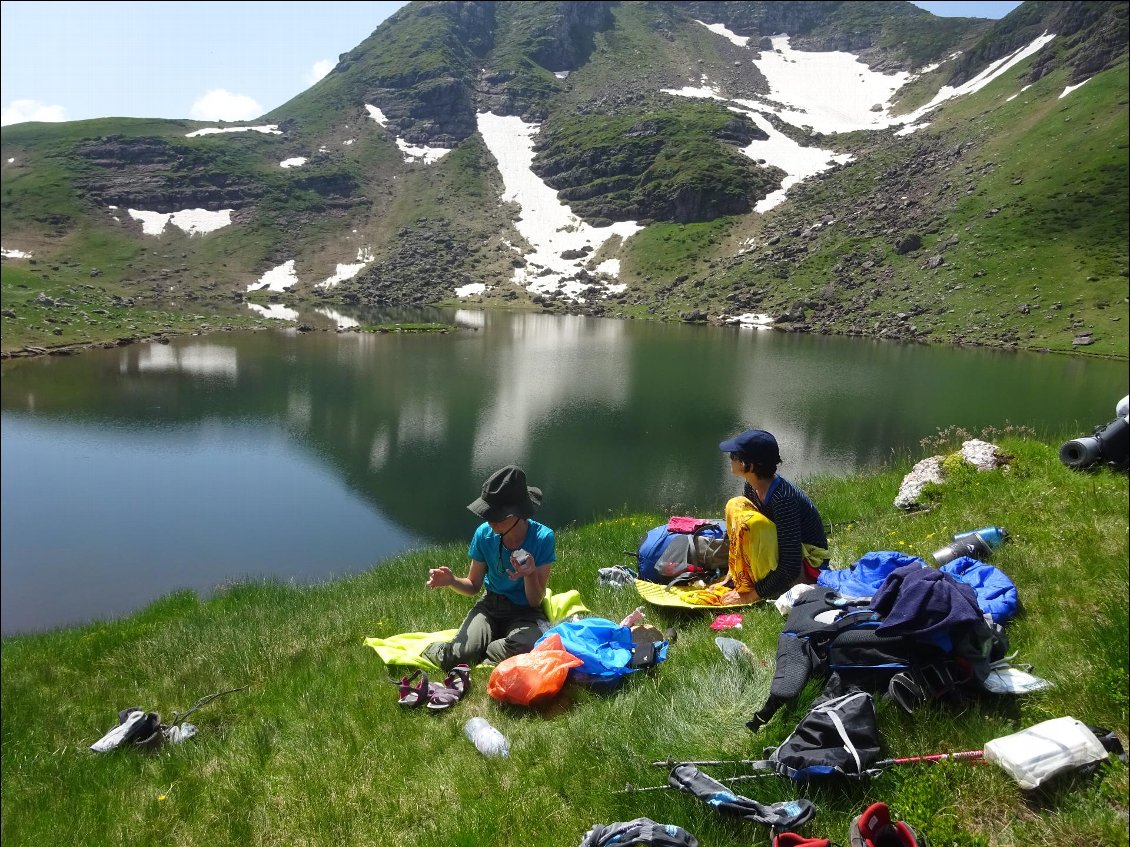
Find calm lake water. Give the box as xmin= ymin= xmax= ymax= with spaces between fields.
xmin=2 ymin=308 xmax=1126 ymax=634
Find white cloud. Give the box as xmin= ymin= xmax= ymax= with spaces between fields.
xmin=189 ymin=89 xmax=262 ymax=122
xmin=1 ymin=99 xmax=67 ymax=126
xmin=307 ymin=59 xmax=334 ymax=85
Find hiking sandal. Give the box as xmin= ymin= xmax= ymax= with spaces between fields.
xmin=425 ymin=680 xmax=462 ymax=712
xmin=397 ymin=670 xmax=430 ymax=707
xmin=443 ymin=664 xmax=471 ymax=701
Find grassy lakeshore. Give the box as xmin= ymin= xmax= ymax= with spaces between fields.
xmin=2 ymin=436 xmax=1127 ymax=847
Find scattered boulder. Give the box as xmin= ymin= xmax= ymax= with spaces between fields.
xmin=894 ymin=439 xmax=1010 ymax=510
xmin=894 ymin=456 xmax=946 ymax=510
xmin=894 ymin=234 xmax=922 ymax=255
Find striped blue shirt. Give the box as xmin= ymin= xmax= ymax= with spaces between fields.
xmin=743 ymin=476 xmax=828 ymax=598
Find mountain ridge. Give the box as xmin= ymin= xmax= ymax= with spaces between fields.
xmin=1 ymin=0 xmax=1126 ymax=357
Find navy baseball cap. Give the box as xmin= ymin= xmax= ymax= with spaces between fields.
xmin=719 ymin=429 xmax=781 ymax=464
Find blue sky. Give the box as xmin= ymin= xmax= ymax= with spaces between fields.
xmin=1 ymin=1 xmax=1023 ymax=127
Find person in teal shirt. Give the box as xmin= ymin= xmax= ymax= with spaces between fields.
xmin=424 ymin=465 xmax=556 ymax=671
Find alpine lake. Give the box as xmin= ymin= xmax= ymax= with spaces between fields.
xmin=2 ymin=306 xmax=1126 ymax=635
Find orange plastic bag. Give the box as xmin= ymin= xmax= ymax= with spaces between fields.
xmin=487 ymin=633 xmax=583 ymax=706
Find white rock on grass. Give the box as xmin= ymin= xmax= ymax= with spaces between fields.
xmin=894 ymin=455 xmax=946 ymax=510
xmin=894 ymin=439 xmax=1007 ymax=509
xmin=961 ymin=438 xmax=1005 ymax=470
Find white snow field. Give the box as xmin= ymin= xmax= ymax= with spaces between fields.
xmin=476 ymin=112 xmax=642 ymax=301
xmin=127 ymin=208 xmax=233 ymax=236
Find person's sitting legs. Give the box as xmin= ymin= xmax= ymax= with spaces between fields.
xmin=483 ymin=613 xmax=548 ymax=664
xmin=424 ymin=597 xmax=497 ymax=671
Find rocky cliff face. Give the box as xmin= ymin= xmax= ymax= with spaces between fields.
xmin=531 ymin=105 xmax=777 ymax=223
xmin=74 ymin=137 xmax=264 ymax=211
xmin=949 ymin=0 xmax=1128 ymax=86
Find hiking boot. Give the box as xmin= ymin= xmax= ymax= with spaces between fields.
xmin=849 ymin=802 xmax=924 ymax=847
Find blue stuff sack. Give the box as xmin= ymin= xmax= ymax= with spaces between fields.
xmin=536 ymin=618 xmax=635 ymax=684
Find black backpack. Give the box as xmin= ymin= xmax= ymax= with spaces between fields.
xmin=748 ymin=590 xmax=957 ymax=731
xmin=764 ymin=690 xmax=884 ymax=780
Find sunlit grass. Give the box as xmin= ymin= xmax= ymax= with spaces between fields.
xmin=2 ymin=436 xmax=1126 ymax=846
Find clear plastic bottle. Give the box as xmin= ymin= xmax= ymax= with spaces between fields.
xmin=715 ymin=636 xmax=751 ymax=662
xmin=464 ymin=717 xmax=510 ymax=757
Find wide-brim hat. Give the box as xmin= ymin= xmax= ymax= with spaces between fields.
xmin=467 ymin=465 xmax=542 ymax=521
xmin=719 ymin=429 xmax=781 ymax=464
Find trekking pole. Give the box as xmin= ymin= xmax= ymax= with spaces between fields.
xmin=170 ymin=685 xmax=248 ymax=725
xmin=621 ymin=772 xmax=778 ymax=793
xmin=651 ymin=756 xmax=762 ymax=768
xmin=875 ymin=749 xmax=984 ymax=767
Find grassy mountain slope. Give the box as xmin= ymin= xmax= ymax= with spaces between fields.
xmin=648 ymin=54 xmax=1129 ymax=356
xmin=1 ymin=0 xmax=1126 ymax=358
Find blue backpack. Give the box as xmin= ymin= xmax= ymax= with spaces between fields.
xmin=631 ymin=520 xmax=728 ymax=584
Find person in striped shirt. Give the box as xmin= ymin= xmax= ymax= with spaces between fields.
xmin=716 ymin=429 xmax=830 ymax=603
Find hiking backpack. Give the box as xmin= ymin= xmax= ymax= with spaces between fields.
xmin=764 ymin=690 xmax=884 ymax=780
xmin=747 ymin=590 xmax=957 ymax=731
xmin=631 ymin=519 xmax=728 ymax=584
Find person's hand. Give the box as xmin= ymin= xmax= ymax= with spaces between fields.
xmin=426 ymin=567 xmax=454 ymax=589
xmin=721 ymin=590 xmax=743 ymax=605
xmin=506 ymin=551 xmax=536 ymax=581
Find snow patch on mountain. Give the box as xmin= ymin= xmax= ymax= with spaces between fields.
xmin=670 ymin=29 xmax=1058 ymax=208
xmin=317 ymin=248 xmax=374 ymax=289
xmin=185 ymin=125 xmax=281 ymax=137
xmin=250 ymin=260 xmax=298 ymax=292
xmin=695 ymin=20 xmax=749 ymax=47
xmin=752 ymin=35 xmax=911 ymax=134
xmin=1060 ymin=79 xmax=1091 ymax=98
xmin=128 ymin=208 xmax=233 ymax=236
xmin=365 ymin=104 xmax=451 ymax=164
xmin=476 ymin=111 xmax=642 ymax=301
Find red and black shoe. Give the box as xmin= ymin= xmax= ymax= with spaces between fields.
xmin=774 ymin=833 xmax=832 ymax=847
xmin=849 ymin=802 xmax=924 ymax=847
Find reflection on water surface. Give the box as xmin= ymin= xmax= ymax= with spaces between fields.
xmin=2 ymin=309 xmax=1125 ymax=634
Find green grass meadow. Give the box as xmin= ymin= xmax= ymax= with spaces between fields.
xmin=2 ymin=435 xmax=1127 ymax=846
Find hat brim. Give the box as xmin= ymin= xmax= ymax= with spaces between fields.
xmin=719 ymin=437 xmax=744 ymax=453
xmin=467 ymin=486 xmax=542 ymax=522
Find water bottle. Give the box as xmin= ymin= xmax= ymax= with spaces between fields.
xmin=952 ymin=526 xmax=1008 ymax=549
xmin=932 ymin=536 xmax=989 ymax=566
xmin=715 ymin=636 xmax=750 ymax=662
xmin=465 ymin=717 xmax=509 ymax=757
